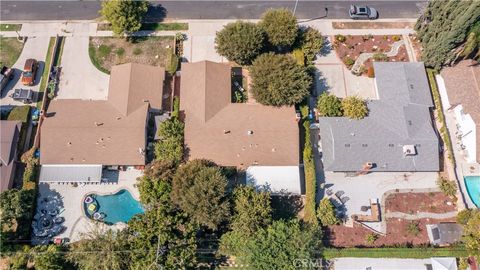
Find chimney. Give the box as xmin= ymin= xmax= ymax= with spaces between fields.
xmin=247 ymin=130 xmax=253 ymax=135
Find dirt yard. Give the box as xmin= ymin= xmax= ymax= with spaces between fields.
xmin=385 ymin=192 xmax=457 ymax=214
xmin=325 ymin=217 xmax=456 ymax=247
xmin=89 ymin=36 xmax=174 ymax=73
xmin=333 ymin=35 xmax=409 ymax=75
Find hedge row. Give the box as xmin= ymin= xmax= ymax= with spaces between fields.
xmin=323 ymin=246 xmax=469 ymax=259
xmin=301 ymin=104 xmax=317 ymax=224
xmin=426 ymin=69 xmax=454 ymax=164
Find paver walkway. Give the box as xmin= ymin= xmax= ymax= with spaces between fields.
xmin=385 ymin=211 xmax=458 ymax=220
xmin=351 ymin=40 xmax=405 ymax=74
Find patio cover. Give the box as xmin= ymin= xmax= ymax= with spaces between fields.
xmin=246 ymin=166 xmax=302 ymax=195
xmin=39 ymin=165 xmax=102 ymax=183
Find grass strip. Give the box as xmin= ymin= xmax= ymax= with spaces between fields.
xmin=0 ymin=24 xmax=22 ymax=31
xmin=37 ymin=37 xmax=55 ymax=109
xmin=323 ymin=246 xmax=469 ymax=259
xmin=426 ymin=68 xmax=454 ymax=164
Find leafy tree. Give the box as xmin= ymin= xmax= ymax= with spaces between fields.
xmin=100 ymin=0 xmax=149 ymax=35
xmin=250 ymin=53 xmax=311 ymax=106
xmin=215 ymin=21 xmax=266 ymax=65
xmin=341 ymin=96 xmax=368 ymax=120
xmin=297 ymin=27 xmax=323 ymax=64
xmin=154 ymin=117 xmax=184 ymax=164
xmin=67 ymin=229 xmax=131 ymax=270
xmin=462 ymin=209 xmax=480 ymax=257
xmin=317 ymin=93 xmax=343 ymax=117
xmin=415 ymin=0 xmax=480 ymax=69
xmin=137 ymin=160 xmax=177 ymax=206
xmin=260 ymin=9 xmax=298 ymax=49
xmin=457 ymin=209 xmax=473 ymax=225
xmin=0 ymin=188 xmax=36 ymax=243
xmin=230 ymin=185 xmax=272 ymax=237
xmin=238 ymin=220 xmax=322 ymax=269
xmin=33 ymin=245 xmax=68 ymax=270
xmin=8 ymin=246 xmax=30 ymax=270
xmin=172 ymin=159 xmax=230 ymax=230
xmin=317 ymin=198 xmax=340 ymax=226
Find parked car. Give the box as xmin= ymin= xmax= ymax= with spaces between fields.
xmin=21 ymin=58 xmax=38 ymax=86
xmin=348 ymin=5 xmax=378 ymax=20
xmin=0 ymin=66 xmax=14 ymax=92
xmin=11 ymin=88 xmax=34 ymax=104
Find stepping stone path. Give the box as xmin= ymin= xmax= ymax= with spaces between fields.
xmin=351 ymin=40 xmax=405 ymax=74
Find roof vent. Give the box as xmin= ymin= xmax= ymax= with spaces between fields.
xmin=94 ymin=122 xmax=104 ymax=126
xmin=223 ymin=130 xmax=231 ymax=134
xmin=350 ymin=132 xmax=355 ymax=136
xmin=116 ymin=117 xmax=121 ymax=120
xmin=67 ymin=142 xmax=72 ymax=146
xmin=272 ymin=148 xmax=276 ymax=152
xmin=247 ymin=130 xmax=253 ymax=135
xmin=403 ymin=145 xmax=417 ymax=156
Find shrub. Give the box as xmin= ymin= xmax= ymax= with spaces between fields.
xmin=335 ymin=34 xmax=346 ymax=42
xmin=406 ymin=221 xmax=420 ymax=236
xmin=115 ymin=47 xmax=125 ymax=57
xmin=291 ymin=48 xmax=305 ymax=66
xmin=437 ymin=176 xmax=457 ymax=197
xmin=365 ymin=233 xmax=378 ymax=245
xmin=317 ymin=198 xmax=339 ymax=226
xmin=342 ymin=96 xmax=368 ymax=120
xmin=98 ymin=44 xmax=111 ymax=58
xmin=297 ymin=27 xmax=323 ymax=64
xmin=457 ymin=209 xmax=473 ymax=225
xmin=343 ymin=57 xmax=355 ymax=67
xmin=132 ymin=47 xmax=142 ymax=55
xmin=171 ymin=96 xmax=180 ymax=118
xmin=317 ymin=93 xmax=343 ymax=117
xmin=373 ymin=53 xmax=388 ymax=61
xmin=166 ymin=49 xmax=179 ymax=75
xmin=367 ymin=66 xmax=375 ymax=78
xmin=392 ymin=35 xmax=401 ymax=41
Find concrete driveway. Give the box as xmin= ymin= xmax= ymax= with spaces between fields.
xmin=1 ymin=36 xmax=50 ymax=109
xmin=57 ymin=23 xmax=109 ymax=100
xmin=183 ymin=20 xmax=228 ymax=63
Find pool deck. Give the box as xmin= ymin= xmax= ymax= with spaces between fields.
xmin=34 ymin=168 xmax=142 ymax=243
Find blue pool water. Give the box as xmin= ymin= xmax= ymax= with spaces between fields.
xmin=85 ymin=189 xmax=144 ymax=225
xmin=464 ymin=176 xmax=480 ymax=208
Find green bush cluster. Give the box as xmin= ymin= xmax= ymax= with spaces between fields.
xmin=436 ymin=176 xmax=457 ymax=198
xmin=317 ymin=94 xmax=368 ymax=120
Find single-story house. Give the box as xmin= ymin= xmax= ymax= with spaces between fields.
xmin=39 ymin=63 xmax=165 ymax=183
xmin=319 ymin=62 xmax=439 ymax=172
xmin=426 ymin=223 xmax=464 ymax=246
xmin=439 ymin=59 xmax=479 ymax=164
xmin=1 ymin=120 xmax=21 ymax=191
xmin=180 ymin=61 xmax=301 ymax=194
xmin=332 ymin=257 xmax=458 ymax=270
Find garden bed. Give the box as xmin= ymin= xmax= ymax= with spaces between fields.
xmin=97 ymin=22 xmax=188 ymax=31
xmin=89 ymin=36 xmax=174 ymax=73
xmin=385 ymin=192 xmax=457 ymax=214
xmin=333 ymin=35 xmax=409 ymax=76
xmin=0 ymin=37 xmax=24 ymax=67
xmin=333 ymin=21 xmax=415 ymax=30
xmin=325 ymin=217 xmax=456 ymax=248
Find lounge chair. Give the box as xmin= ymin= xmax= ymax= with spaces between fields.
xmin=340 ymin=196 xmax=350 ymax=204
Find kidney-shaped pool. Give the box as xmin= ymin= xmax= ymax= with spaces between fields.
xmin=84 ymin=189 xmax=144 ymax=225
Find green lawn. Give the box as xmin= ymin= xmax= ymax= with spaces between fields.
xmin=0 ymin=37 xmax=24 ymax=67
xmin=6 ymin=105 xmax=31 ymax=123
xmin=322 ymin=246 xmax=469 ymax=259
xmin=97 ymin=22 xmax=188 ymax=32
xmin=0 ymin=24 xmax=22 ymax=31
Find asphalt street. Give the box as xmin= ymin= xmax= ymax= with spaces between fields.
xmin=0 ymin=1 xmax=428 ymax=21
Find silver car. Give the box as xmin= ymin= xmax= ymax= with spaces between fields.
xmin=349 ymin=5 xmax=378 ymax=20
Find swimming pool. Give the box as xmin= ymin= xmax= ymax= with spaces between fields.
xmin=464 ymin=176 xmax=480 ymax=208
xmin=84 ymin=189 xmax=144 ymax=225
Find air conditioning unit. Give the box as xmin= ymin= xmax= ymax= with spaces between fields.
xmin=403 ymin=145 xmax=417 ymax=156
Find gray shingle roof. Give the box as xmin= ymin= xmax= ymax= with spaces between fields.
xmin=319 ymin=62 xmax=439 ymax=172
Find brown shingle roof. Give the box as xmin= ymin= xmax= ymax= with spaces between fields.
xmin=1 ymin=120 xmax=21 ymax=191
xmin=108 ymin=63 xmax=165 ymax=115
xmin=40 ymin=63 xmax=165 ymax=165
xmin=181 ymin=61 xmax=299 ymax=168
xmin=441 ymin=60 xmax=480 ymax=161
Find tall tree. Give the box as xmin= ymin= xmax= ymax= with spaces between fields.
xmin=215 ymin=21 xmax=266 ymax=65
xmin=415 ymin=0 xmax=480 ymax=69
xmin=462 ymin=209 xmax=480 ymax=257
xmin=172 ymin=159 xmax=230 ymax=230
xmin=250 ymin=53 xmax=311 ymax=106
xmin=154 ymin=117 xmax=184 ymax=164
xmin=100 ymin=0 xmax=149 ymax=35
xmin=297 ymin=27 xmax=324 ymax=64
xmin=137 ymin=159 xmax=177 ymax=206
xmin=67 ymin=229 xmax=131 ymax=270
xmin=33 ymin=245 xmax=68 ymax=270
xmin=260 ymin=8 xmax=298 ymax=49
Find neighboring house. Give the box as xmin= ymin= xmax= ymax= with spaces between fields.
xmin=39 ymin=63 xmax=165 ymax=183
xmin=319 ymin=62 xmax=439 ymax=172
xmin=439 ymin=60 xmax=480 ymax=164
xmin=332 ymin=257 xmax=458 ymax=270
xmin=426 ymin=223 xmax=464 ymax=246
xmin=180 ymin=61 xmax=301 ymax=194
xmin=0 ymin=120 xmax=21 ymax=192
